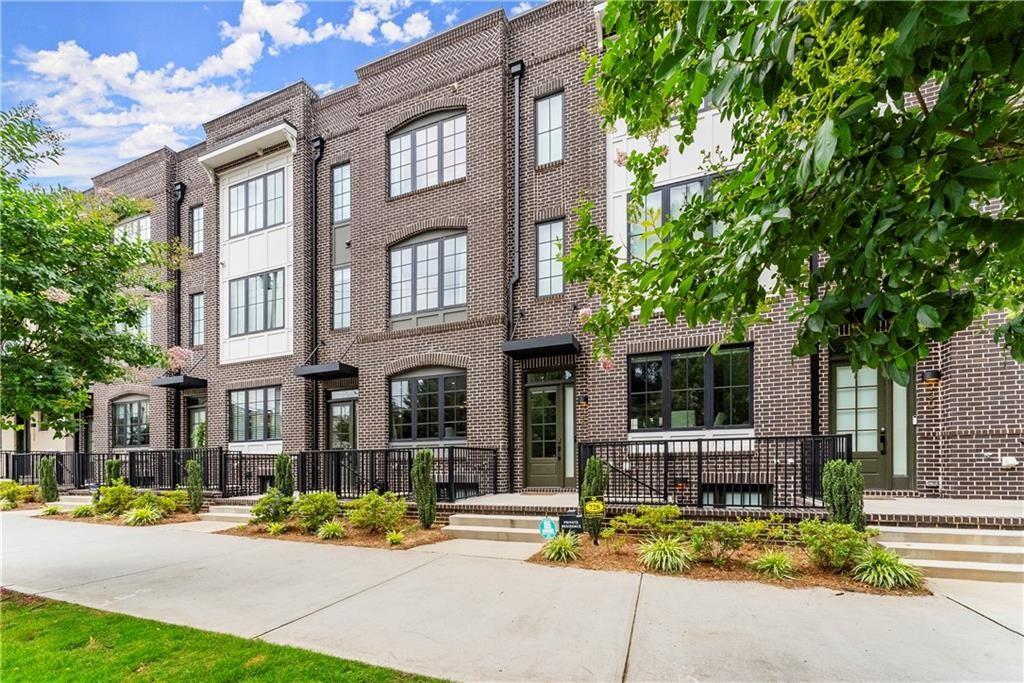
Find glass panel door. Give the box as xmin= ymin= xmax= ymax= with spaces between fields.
xmin=188 ymin=407 xmax=207 ymax=447
xmin=526 ymin=386 xmax=561 ymax=487
xmin=328 ymin=401 xmax=356 ymax=449
xmin=832 ymin=363 xmax=888 ymax=489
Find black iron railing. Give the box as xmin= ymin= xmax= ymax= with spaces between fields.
xmin=0 ymin=451 xmax=82 ymax=488
xmin=578 ymin=434 xmax=853 ymax=508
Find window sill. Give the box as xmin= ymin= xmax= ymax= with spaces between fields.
xmin=627 ymin=427 xmax=755 ymax=441
xmin=536 ymin=159 xmax=564 ymax=173
xmin=387 ymin=176 xmax=466 ymax=202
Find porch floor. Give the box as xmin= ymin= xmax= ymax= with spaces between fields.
xmin=452 ymin=492 xmax=579 ymax=509
xmin=864 ymin=496 xmax=1024 ymax=520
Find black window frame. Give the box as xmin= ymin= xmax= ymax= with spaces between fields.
xmin=389 ymin=232 xmax=467 ymax=318
xmin=227 ymin=268 xmax=285 ymax=337
xmin=627 ymin=344 xmax=754 ymax=432
xmin=388 ymin=110 xmax=467 ymax=198
xmin=112 ymin=398 xmax=150 ymax=448
xmin=228 ymin=385 xmax=282 ymax=442
xmin=190 ymin=205 xmax=204 ymax=255
xmin=331 ymin=162 xmax=351 ymax=225
xmin=535 ymin=91 xmax=564 ymax=166
xmin=332 ymin=265 xmax=351 ymax=330
xmin=535 ymin=218 xmax=564 ymax=297
xmin=227 ymin=168 xmax=286 ymax=238
xmin=191 ymin=292 xmax=205 ymax=347
xmin=389 ymin=371 xmax=467 ymax=442
xmin=627 ymin=173 xmax=715 ymax=262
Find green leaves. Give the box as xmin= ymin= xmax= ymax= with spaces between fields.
xmin=813 ymin=118 xmax=837 ymax=175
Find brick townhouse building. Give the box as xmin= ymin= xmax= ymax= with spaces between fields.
xmin=80 ymin=0 xmax=1022 ymax=500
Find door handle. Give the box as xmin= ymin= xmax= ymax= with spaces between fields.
xmin=879 ymin=427 xmax=886 ymax=456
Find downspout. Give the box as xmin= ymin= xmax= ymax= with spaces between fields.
xmin=173 ymin=182 xmax=186 ymax=449
xmin=506 ymin=60 xmax=525 ymax=492
xmin=309 ymin=137 xmax=325 ymax=451
xmin=809 ymin=252 xmax=821 ymax=436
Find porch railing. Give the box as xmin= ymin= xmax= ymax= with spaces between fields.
xmin=577 ymin=434 xmax=853 ymax=508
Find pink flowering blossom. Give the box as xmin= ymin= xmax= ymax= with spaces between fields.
xmin=577 ymin=307 xmax=593 ymax=325
xmin=42 ymin=287 xmax=70 ymax=304
xmin=614 ymin=149 xmax=628 ymax=167
xmin=599 ymin=355 xmax=614 ymax=373
xmin=167 ymin=346 xmax=194 ymax=373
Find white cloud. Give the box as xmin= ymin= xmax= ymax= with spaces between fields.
xmin=117 ymin=123 xmax=186 ymax=158
xmin=510 ymin=2 xmax=534 ymax=17
xmin=444 ymin=9 xmax=459 ymax=26
xmin=380 ymin=12 xmax=432 ymax=44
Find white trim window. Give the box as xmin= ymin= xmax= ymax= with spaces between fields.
xmin=333 ymin=266 xmax=351 ymax=329
xmin=389 ymin=112 xmax=466 ymax=197
xmin=628 ymin=176 xmax=710 ymax=262
xmin=537 ymin=219 xmax=564 ymax=296
xmin=536 ymin=92 xmax=563 ymax=165
xmin=191 ymin=206 xmax=204 ymax=254
xmin=115 ymin=214 xmax=151 ymax=242
xmin=390 ymin=233 xmax=467 ymax=317
xmin=191 ymin=292 xmax=205 ymax=346
xmin=228 ymin=269 xmax=285 ymax=336
xmin=332 ymin=163 xmax=351 ymax=224
xmin=228 ymin=169 xmax=285 ymax=238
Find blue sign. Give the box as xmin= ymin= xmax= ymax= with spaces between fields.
xmin=539 ymin=516 xmax=558 ymax=540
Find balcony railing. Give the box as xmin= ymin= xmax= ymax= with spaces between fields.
xmin=577 ymin=434 xmax=853 ymax=508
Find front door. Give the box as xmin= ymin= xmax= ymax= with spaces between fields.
xmin=830 ymin=361 xmax=915 ymax=490
xmin=328 ymin=400 xmax=356 ymax=449
xmin=527 ymin=386 xmax=562 ymax=487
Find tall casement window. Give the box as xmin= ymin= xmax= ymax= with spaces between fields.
xmin=191 ymin=292 xmax=205 ymax=346
xmin=190 ymin=206 xmax=204 ymax=254
xmin=333 ymin=266 xmax=351 ymax=329
xmin=228 ymin=269 xmax=285 ymax=336
xmin=332 ymin=163 xmax=351 ymax=224
xmin=227 ymin=168 xmax=285 ymax=237
xmin=112 ymin=399 xmax=149 ymax=448
xmin=390 ymin=232 xmax=467 ymax=317
xmin=389 ymin=111 xmax=466 ymax=197
xmin=628 ymin=175 xmax=712 ymax=261
xmin=390 ymin=371 xmax=467 ymax=441
xmin=628 ymin=345 xmax=752 ymax=431
xmin=536 ymin=219 xmax=564 ymax=296
xmin=115 ymin=214 xmax=151 ymax=242
xmin=535 ymin=92 xmax=563 ymax=165
xmin=229 ymin=386 xmax=282 ymax=442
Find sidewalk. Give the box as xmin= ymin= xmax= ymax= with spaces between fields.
xmin=2 ymin=511 xmax=1021 ymax=682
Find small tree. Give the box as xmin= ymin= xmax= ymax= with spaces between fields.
xmin=580 ymin=456 xmax=609 ymax=543
xmin=38 ymin=456 xmax=58 ymax=502
xmin=185 ymin=458 xmax=204 ymax=514
xmin=104 ymin=458 xmax=122 ymax=483
xmin=822 ymin=459 xmax=865 ymax=531
xmin=411 ymin=448 xmax=437 ymax=529
xmin=191 ymin=421 xmax=207 ymax=448
xmin=274 ymin=453 xmax=293 ymax=497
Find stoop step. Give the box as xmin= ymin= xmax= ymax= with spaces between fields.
xmin=198 ymin=511 xmax=252 ymax=524
xmin=443 ymin=514 xmax=549 ymax=543
xmin=874 ymin=526 xmax=1024 ymax=583
xmin=50 ymin=495 xmax=94 ymax=511
xmin=874 ymin=526 xmax=1024 ymax=547
xmin=902 ymin=559 xmax=1024 ymax=583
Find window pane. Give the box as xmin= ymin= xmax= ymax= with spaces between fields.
xmin=247 ymin=388 xmax=265 ymax=440
xmin=266 ymin=170 xmax=284 ymax=226
xmin=247 ymin=275 xmax=265 ymax=333
xmin=191 ymin=293 xmax=204 ymax=346
xmin=442 ymin=114 xmax=467 ymax=182
xmin=537 ymin=220 xmax=563 ymax=296
xmin=267 ymin=387 xmax=282 ymax=439
xmin=536 ymin=93 xmax=563 ymax=165
xmin=390 ymin=247 xmax=413 ymax=315
xmin=191 ymin=207 xmax=204 ymax=254
xmin=712 ymin=348 xmax=752 ymax=426
xmin=333 ymin=267 xmax=351 ymax=329
xmin=415 ymin=125 xmax=439 ymax=189
xmin=629 ymin=191 xmax=661 ymax=261
xmin=247 ymin=178 xmax=264 ymax=231
xmin=415 ymin=377 xmax=439 ymax=440
xmin=229 ymin=391 xmax=246 ymax=442
xmin=670 ymin=351 xmax=704 ymax=427
xmin=390 ymin=133 xmax=412 ymax=196
xmin=332 ymin=164 xmax=350 ymax=223
xmin=443 ymin=375 xmax=467 ymax=438
xmin=229 ymin=280 xmax=245 ymax=335
xmin=669 ymin=180 xmax=704 ymax=219
xmin=390 ymin=380 xmax=412 ymax=440
xmin=415 ymin=242 xmax=439 ymax=311
xmin=229 ymin=185 xmax=245 ymax=237
xmin=629 ymin=356 xmax=663 ymax=429
xmin=442 ymin=234 xmax=467 ymax=306
xmin=266 ymin=270 xmax=284 ymax=330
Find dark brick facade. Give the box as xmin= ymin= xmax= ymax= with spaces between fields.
xmin=87 ymin=1 xmax=1022 ymax=498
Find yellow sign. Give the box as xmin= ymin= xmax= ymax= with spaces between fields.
xmin=583 ymin=496 xmax=605 ymax=518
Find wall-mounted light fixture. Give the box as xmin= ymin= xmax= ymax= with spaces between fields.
xmin=576 ymin=394 xmax=589 ymax=410
xmin=918 ymin=369 xmax=942 ymax=386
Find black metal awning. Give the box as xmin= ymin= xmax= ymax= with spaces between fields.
xmin=294 ymin=361 xmax=359 ymax=381
xmin=151 ymin=374 xmax=208 ymax=390
xmin=501 ymin=334 xmax=580 ymax=360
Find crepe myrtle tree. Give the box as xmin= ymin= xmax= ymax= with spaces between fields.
xmin=565 ymin=0 xmax=1024 ymax=384
xmin=0 ymin=105 xmax=183 ymax=436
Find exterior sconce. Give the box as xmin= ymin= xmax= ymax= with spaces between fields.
xmin=576 ymin=394 xmax=589 ymax=409
xmin=918 ymin=369 xmax=942 ymax=386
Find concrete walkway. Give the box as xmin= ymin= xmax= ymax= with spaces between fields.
xmin=2 ymin=511 xmax=1021 ymax=682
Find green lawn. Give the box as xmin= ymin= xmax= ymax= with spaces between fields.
xmin=0 ymin=591 xmax=441 ymax=682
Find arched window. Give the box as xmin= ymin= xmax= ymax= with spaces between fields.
xmin=389 ymin=110 xmax=466 ymax=197
xmin=112 ymin=395 xmax=149 ymax=448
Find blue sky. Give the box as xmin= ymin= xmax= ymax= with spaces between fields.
xmin=1 ymin=0 xmax=541 ymax=187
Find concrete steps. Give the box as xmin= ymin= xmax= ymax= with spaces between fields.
xmin=199 ymin=503 xmax=253 ymax=524
xmin=875 ymin=526 xmax=1024 ymax=583
xmin=442 ymin=513 xmax=548 ymax=543
xmin=52 ymin=495 xmax=94 ymax=511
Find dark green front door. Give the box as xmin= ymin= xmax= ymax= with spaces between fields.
xmin=328 ymin=400 xmax=356 ymax=449
xmin=526 ymin=386 xmax=562 ymax=487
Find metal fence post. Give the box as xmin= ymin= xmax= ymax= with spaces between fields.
xmin=298 ymin=452 xmax=307 ymax=494
xmin=447 ymin=446 xmax=455 ymax=502
xmin=384 ymin=450 xmax=391 ymax=493
xmin=492 ymin=448 xmax=498 ymax=495
xmin=662 ymin=441 xmax=670 ymax=502
xmin=696 ymin=440 xmax=704 ymax=508
xmin=218 ymin=447 xmax=227 ymax=496
xmin=128 ymin=451 xmax=136 ymax=487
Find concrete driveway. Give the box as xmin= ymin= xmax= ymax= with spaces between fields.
xmin=2 ymin=511 xmax=1021 ymax=682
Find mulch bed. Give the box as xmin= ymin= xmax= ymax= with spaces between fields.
xmin=35 ymin=511 xmax=201 ymax=526
xmin=1 ymin=502 xmax=43 ymax=512
xmin=219 ymin=522 xmax=447 ymax=550
xmin=529 ymin=539 xmax=931 ymax=597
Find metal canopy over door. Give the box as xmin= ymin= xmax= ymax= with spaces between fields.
xmin=830 ymin=360 xmax=915 ymax=490
xmin=525 ymin=369 xmax=575 ymax=488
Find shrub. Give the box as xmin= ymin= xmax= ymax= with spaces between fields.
xmin=386 ymin=530 xmax=405 ymax=546
xmin=690 ymin=522 xmax=746 ymax=566
xmin=316 ymin=520 xmax=345 ymax=540
xmin=130 ymin=491 xmax=173 ymax=516
xmin=798 ymin=519 xmax=871 ymax=572
xmin=638 ymin=535 xmax=691 ymax=573
xmin=38 ymin=457 xmax=59 ymax=502
xmin=40 ymin=504 xmax=62 ymax=516
xmin=764 ymin=512 xmax=793 ymax=545
xmin=274 ymin=454 xmax=293 ymax=498
xmin=851 ymin=546 xmax=923 ymax=590
xmin=250 ymin=487 xmax=292 ymax=525
xmin=185 ymin=458 xmax=204 ymax=514
xmin=822 ymin=459 xmax=865 ymax=530
xmin=104 ymin=458 xmax=123 ymax=483
xmin=160 ymin=489 xmax=189 ymax=513
xmin=0 ymin=480 xmax=38 ymax=503
xmin=98 ymin=511 xmax=115 ymax=521
xmin=266 ymin=521 xmax=287 ymax=536
xmin=580 ymin=457 xmax=609 ymax=543
xmin=749 ymin=550 xmax=795 ymax=579
xmin=411 ymin=448 xmax=436 ymax=529
xmin=71 ymin=504 xmax=95 ymax=518
xmin=0 ymin=498 xmax=17 ymax=511
xmin=542 ymin=532 xmax=582 ymax=563
xmin=294 ymin=492 xmax=342 ymax=533
xmin=345 ymin=491 xmax=406 ymax=534
xmin=600 ymin=527 xmax=628 ymax=554
xmin=94 ymin=479 xmax=136 ymax=516
xmin=122 ymin=507 xmax=161 ymax=526
xmin=610 ymin=505 xmax=693 ymax=538
xmin=737 ymin=517 xmax=770 ymax=545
